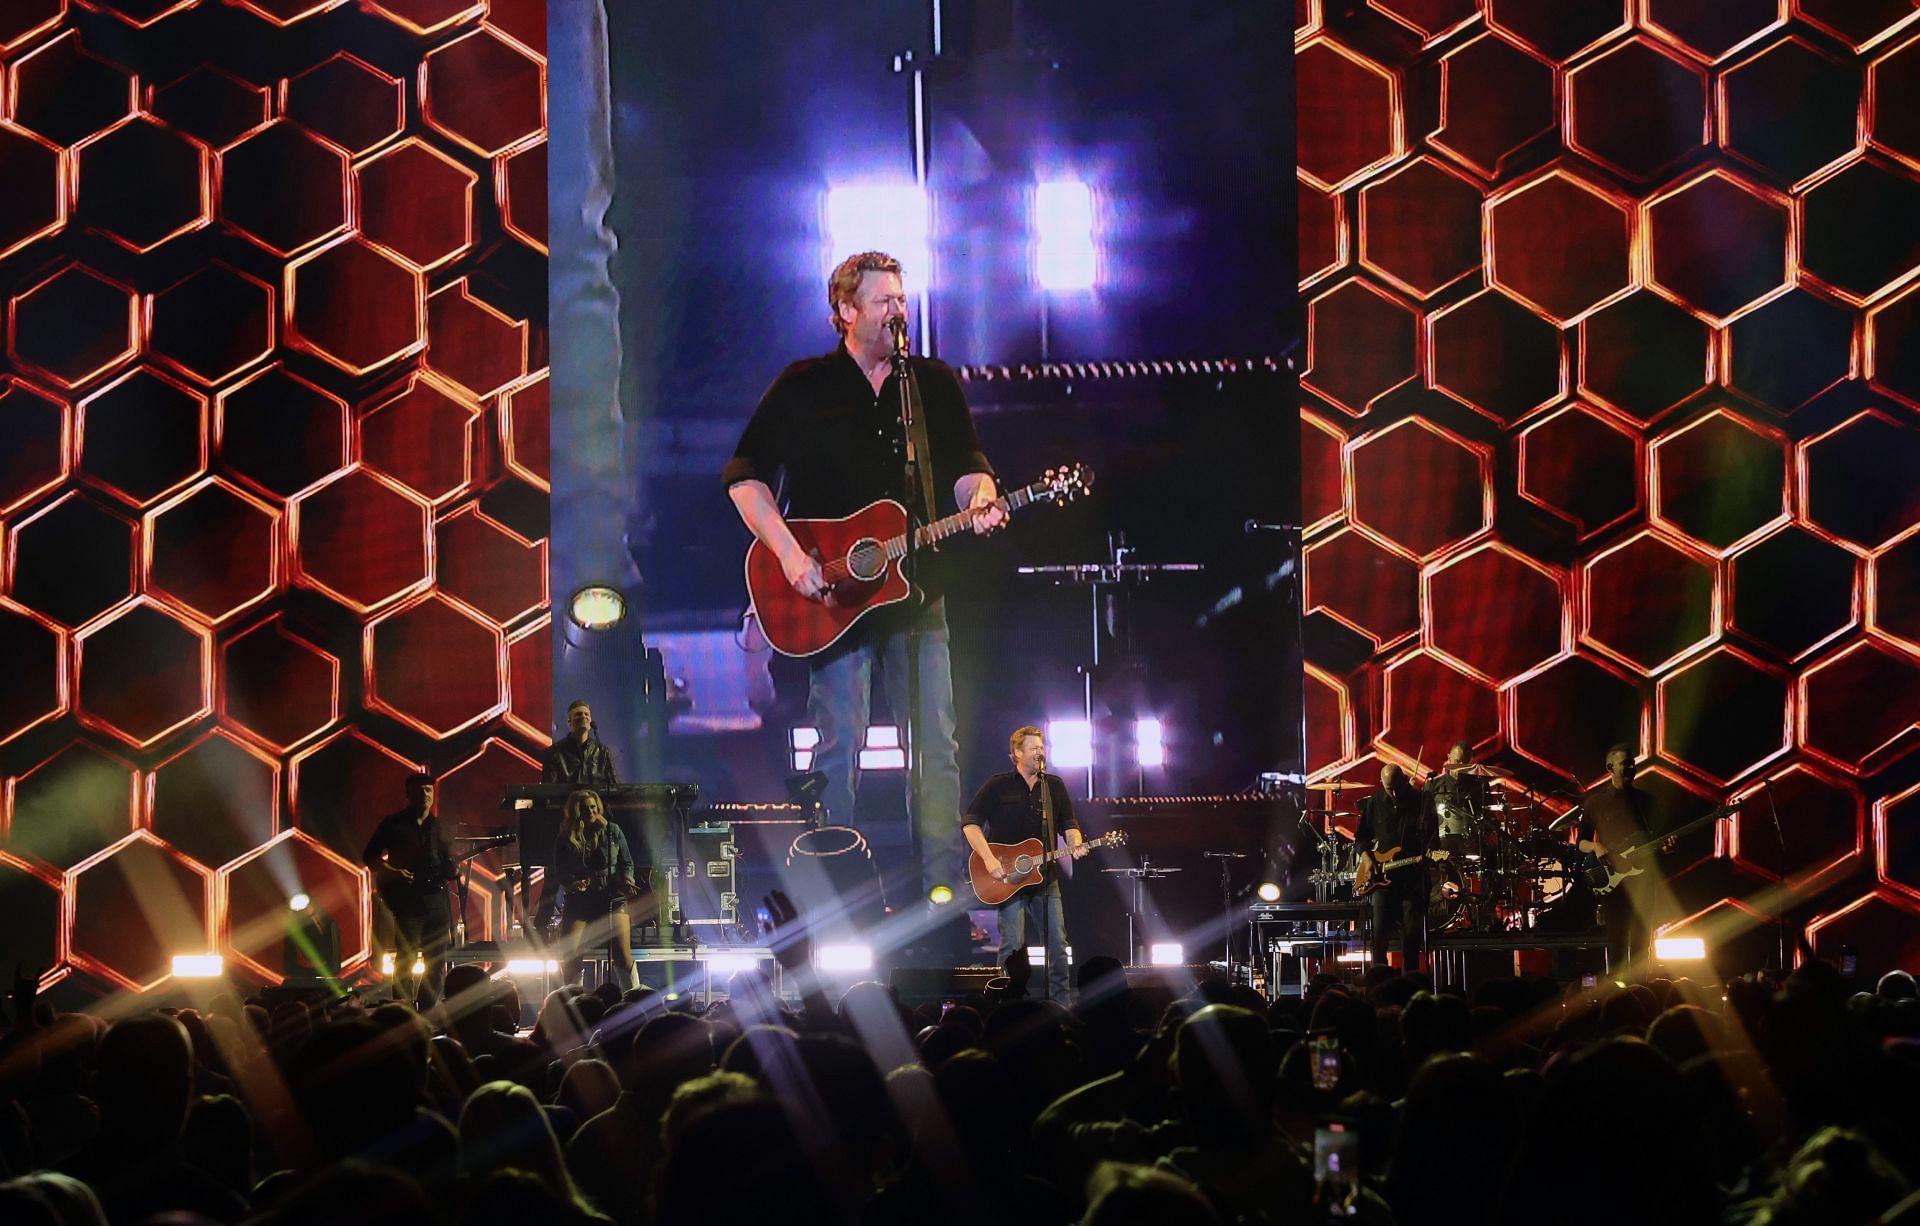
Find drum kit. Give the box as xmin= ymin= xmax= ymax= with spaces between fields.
xmin=1303 ymin=766 xmax=1583 ymax=934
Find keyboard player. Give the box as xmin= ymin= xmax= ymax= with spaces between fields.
xmin=543 ymin=699 xmax=619 ymax=788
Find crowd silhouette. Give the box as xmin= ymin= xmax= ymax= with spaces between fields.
xmin=3 ymin=904 xmax=1919 ymax=1225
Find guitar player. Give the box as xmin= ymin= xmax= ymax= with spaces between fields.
xmin=1356 ymin=763 xmax=1431 ymax=969
xmin=962 ymin=726 xmax=1088 ymax=1003
xmin=1574 ymin=744 xmax=1658 ymax=975
xmin=724 ymin=250 xmax=1006 ymax=903
xmin=362 ymin=772 xmax=456 ymax=1008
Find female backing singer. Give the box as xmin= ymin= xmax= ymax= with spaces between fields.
xmin=554 ymin=789 xmax=639 ymax=992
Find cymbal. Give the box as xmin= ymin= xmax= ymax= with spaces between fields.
xmin=1463 ymin=762 xmax=1517 ymax=779
xmin=1307 ymin=781 xmax=1372 ymax=792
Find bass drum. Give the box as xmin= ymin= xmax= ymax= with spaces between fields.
xmin=1427 ymin=858 xmax=1468 ymax=932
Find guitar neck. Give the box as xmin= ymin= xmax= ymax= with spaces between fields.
xmin=886 ymin=483 xmax=1045 ymax=559
xmin=1032 ymin=832 xmax=1117 ymax=867
xmin=1622 ymin=804 xmax=1735 ymax=860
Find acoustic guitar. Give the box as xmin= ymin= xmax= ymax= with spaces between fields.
xmin=968 ymin=830 xmax=1128 ymax=906
xmin=745 ymin=464 xmax=1093 ymax=658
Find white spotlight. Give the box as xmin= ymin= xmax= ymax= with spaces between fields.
xmin=858 ymin=724 xmax=906 ymax=771
xmin=1135 ymin=718 xmax=1166 ymax=768
xmin=380 ymin=952 xmax=396 ymax=975
xmin=568 ymin=584 xmax=626 ymax=630
xmin=789 ymin=726 xmax=819 ymax=772
xmin=817 ymin=944 xmax=874 ymax=973
xmin=1148 ymin=942 xmax=1184 ymax=967
xmin=1046 ymin=720 xmax=1094 ymax=769
xmin=504 ymin=959 xmax=559 ymax=975
xmin=825 ymin=183 xmax=930 ymax=283
xmin=1256 ymin=881 xmax=1281 ymax=903
xmin=288 ymin=892 xmax=310 ymax=912
xmin=171 ymin=954 xmax=224 ymax=979
xmin=1654 ymin=936 xmax=1707 ymax=961
xmin=1034 ymin=179 xmax=1097 ymax=291
xmin=703 ymin=953 xmax=759 ymax=975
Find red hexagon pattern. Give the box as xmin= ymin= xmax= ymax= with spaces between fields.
xmin=0 ymin=3 xmax=548 ymax=998
xmin=1286 ymin=1 xmax=1920 ymax=971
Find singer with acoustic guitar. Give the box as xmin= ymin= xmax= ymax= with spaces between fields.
xmin=725 ymin=250 xmax=1006 ymax=903
xmin=963 ymin=726 xmax=1088 ymax=1003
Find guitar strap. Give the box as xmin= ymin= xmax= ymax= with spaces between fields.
xmin=1038 ymin=771 xmax=1056 ymax=880
xmin=900 ymin=367 xmax=938 ymax=535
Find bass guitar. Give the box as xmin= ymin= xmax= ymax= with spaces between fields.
xmin=1352 ymin=846 xmax=1451 ymax=898
xmin=746 ymin=464 xmax=1094 ymax=658
xmin=1580 ymin=803 xmax=1737 ymax=896
xmin=968 ymin=830 xmax=1128 ymax=906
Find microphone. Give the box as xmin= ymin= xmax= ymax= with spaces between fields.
xmin=1244 ymin=520 xmax=1301 ymax=534
xmin=886 ymin=313 xmax=909 ymax=358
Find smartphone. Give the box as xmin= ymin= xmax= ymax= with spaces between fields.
xmin=1313 ymin=1121 xmax=1361 ymax=1217
xmin=1581 ymin=973 xmax=1598 ymax=989
xmin=940 ymin=999 xmax=955 ymax=1020
xmin=1310 ymin=1033 xmax=1341 ymax=1092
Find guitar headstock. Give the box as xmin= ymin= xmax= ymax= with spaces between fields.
xmin=1036 ymin=463 xmax=1094 ymax=505
xmin=1103 ymin=829 xmax=1128 ymax=849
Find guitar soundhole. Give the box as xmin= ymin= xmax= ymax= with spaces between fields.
xmin=846 ymin=539 xmax=886 ymax=582
xmin=1012 ymin=855 xmax=1035 ymax=875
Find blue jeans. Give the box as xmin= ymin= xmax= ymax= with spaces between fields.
xmin=808 ymin=612 xmax=962 ymax=898
xmin=998 ymin=879 xmax=1071 ymax=1003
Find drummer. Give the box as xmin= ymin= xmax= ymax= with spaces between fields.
xmin=1426 ymin=741 xmax=1490 ymax=856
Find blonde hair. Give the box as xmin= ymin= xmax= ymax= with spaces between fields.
xmin=558 ymin=789 xmax=605 ymax=854
xmin=1009 ymin=725 xmax=1044 ymax=757
xmin=828 ymin=250 xmax=902 ymax=335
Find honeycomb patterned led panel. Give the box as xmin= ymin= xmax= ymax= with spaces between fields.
xmin=0 ymin=0 xmax=548 ymax=995
xmin=1300 ymin=1 xmax=1920 ymax=963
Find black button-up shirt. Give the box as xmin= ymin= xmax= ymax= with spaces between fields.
xmin=724 ymin=345 xmax=995 ymax=604
xmin=963 ymin=770 xmax=1081 ymax=846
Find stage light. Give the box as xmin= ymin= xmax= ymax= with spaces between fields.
xmin=1026 ymin=946 xmax=1072 ymax=966
xmin=1654 ymin=936 xmax=1707 ymax=961
xmin=1148 ymin=942 xmax=1184 ymax=966
xmin=859 ymin=723 xmax=906 ymax=771
xmin=288 ymin=892 xmax=310 ymax=912
xmin=568 ymin=584 xmax=626 ymax=631
xmin=1034 ymin=179 xmax=1097 ymax=291
xmin=380 ymin=952 xmax=396 ymax=975
xmin=171 ymin=954 xmax=224 ymax=979
xmin=789 ymin=726 xmax=819 ymax=772
xmin=1336 ymin=950 xmax=1370 ymax=963
xmin=826 ymin=183 xmax=930 ymax=283
xmin=504 ymin=959 xmax=560 ymax=974
xmin=1256 ymin=881 xmax=1281 ymax=903
xmin=928 ymin=884 xmax=954 ymax=906
xmin=1135 ymin=718 xmax=1166 ymax=768
xmin=411 ymin=958 xmax=427 ymax=976
xmin=817 ymin=943 xmax=874 ymax=973
xmin=1047 ymin=720 xmax=1094 ymax=769
xmin=703 ymin=953 xmax=759 ymax=974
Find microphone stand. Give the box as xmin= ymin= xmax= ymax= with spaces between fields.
xmin=1038 ymin=759 xmax=1056 ymax=1002
xmin=890 ymin=317 xmax=936 ymax=909
xmin=1764 ymin=780 xmax=1789 ymax=972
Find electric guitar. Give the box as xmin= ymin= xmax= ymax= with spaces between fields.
xmin=969 ymin=830 xmax=1127 ymax=906
xmin=745 ymin=464 xmax=1094 ymax=658
xmin=1351 ymin=846 xmax=1451 ymax=898
xmin=1580 ymin=803 xmax=1738 ymax=895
